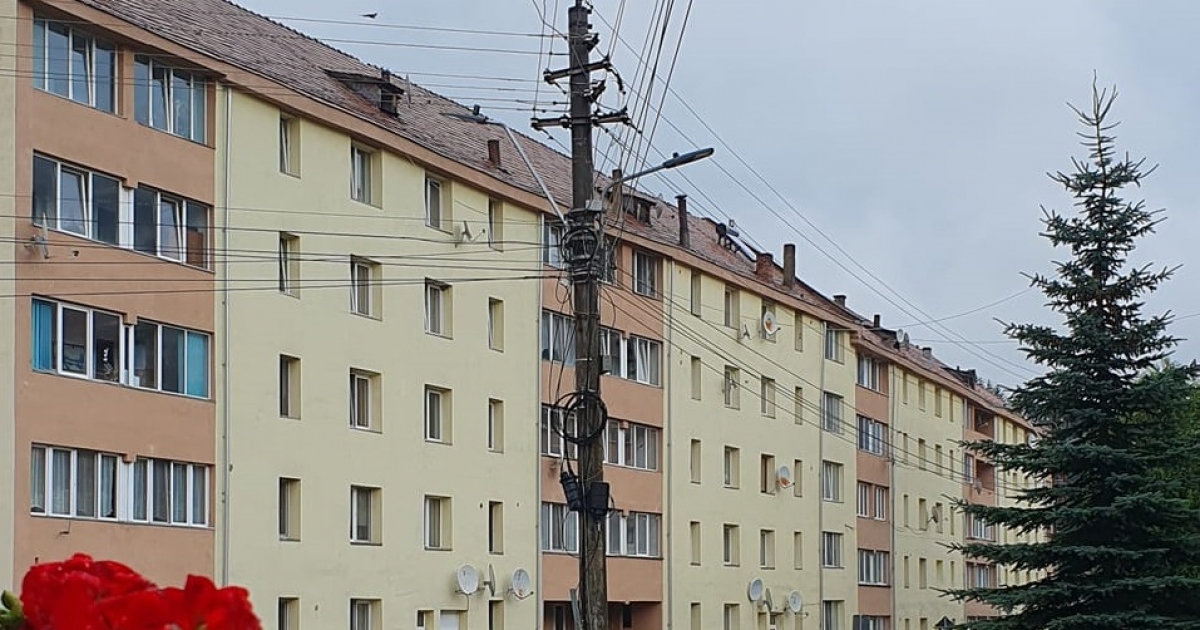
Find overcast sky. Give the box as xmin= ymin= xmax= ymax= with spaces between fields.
xmin=235 ymin=0 xmax=1200 ymax=389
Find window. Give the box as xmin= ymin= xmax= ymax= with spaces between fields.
xmin=857 ymin=416 xmax=887 ymax=455
xmin=350 ymin=146 xmax=374 ymax=204
xmin=133 ymin=187 xmax=210 ymax=267
xmin=821 ymin=601 xmax=843 ymax=630
xmin=30 ymin=445 xmax=118 ymax=519
xmin=278 ymin=233 xmax=299 ymax=295
xmin=760 ymin=377 xmax=776 ymax=417
xmin=604 ymin=421 xmax=659 ymax=471
xmin=874 ymin=486 xmax=889 ymax=521
xmin=821 ymin=532 xmax=843 ymax=567
xmin=279 ymin=115 xmax=300 ymax=175
xmin=723 ymin=447 xmax=740 ymax=488
xmin=723 ymin=286 xmax=739 ymax=328
xmin=489 ymin=602 xmax=504 ymax=630
xmin=606 ymin=511 xmax=661 ymax=557
xmin=822 ymin=392 xmax=843 ymax=433
xmin=759 ymin=529 xmax=776 ymax=568
xmin=724 ymin=604 xmax=739 ymax=630
xmin=794 ymin=313 xmax=804 ymax=351
xmin=919 ymin=558 xmax=929 ymax=588
xmin=425 ymin=281 xmax=450 ymax=335
xmin=278 ymin=597 xmax=299 ymax=630
xmin=279 ymin=478 xmax=301 ymax=540
xmin=32 ymin=18 xmax=116 ymax=112
xmin=967 ymin=514 xmax=995 ymax=541
xmin=689 ymin=270 xmax=702 ymax=315
xmin=349 ymin=485 xmax=379 ymax=544
xmin=793 ymin=532 xmax=804 ymax=569
xmin=488 ymin=298 xmax=504 ymax=350
xmin=857 ymin=356 xmax=880 ymax=390
xmin=424 ymin=496 xmax=451 ymax=549
xmin=425 ymin=176 xmax=446 ymax=229
xmin=856 ymin=482 xmax=870 ymax=517
xmin=425 ymin=387 xmax=450 ymax=443
xmin=349 ymin=370 xmax=378 ymax=430
xmin=759 ymin=454 xmax=776 ymax=494
xmin=543 ymin=220 xmax=564 ymax=268
xmin=820 ymin=461 xmax=843 ymax=502
xmin=625 ymin=336 xmax=661 ymax=386
xmin=690 ymin=356 xmax=702 ymax=400
xmin=824 ymin=325 xmax=845 ymax=362
xmin=724 ymin=366 xmax=740 ymax=408
xmin=133 ymin=56 xmax=206 ymax=142
xmin=632 ymin=250 xmax=659 ymax=297
xmin=794 ymin=387 xmax=804 ymax=425
xmin=540 ymin=311 xmax=575 ymax=364
xmin=349 ymin=599 xmax=377 ymax=630
xmin=858 ymin=549 xmax=890 ymax=585
xmin=967 ymin=562 xmax=994 ymax=588
xmin=856 ymin=616 xmax=888 ymax=630
xmin=130 ymin=319 xmax=210 ymax=398
xmin=722 ymin=524 xmax=740 ymax=565
xmin=600 ymin=327 xmax=623 ymax=376
xmin=540 ymin=502 xmax=578 ymax=552
xmin=488 ymin=501 xmax=504 ymax=554
xmin=487 ymin=399 xmax=504 ymax=452
xmin=487 ymin=199 xmax=503 ymax=250
xmin=540 ymin=405 xmax=578 ymax=459
xmin=793 ymin=459 xmax=804 ymax=497
xmin=30 ymin=299 xmax=118 ymax=382
xmin=691 ymin=604 xmax=702 ymax=630
xmin=128 ymin=457 xmax=209 ymax=526
xmin=690 ymin=440 xmax=702 ymax=483
xmin=279 ymin=355 xmax=300 ymax=419
xmin=31 ymin=155 xmax=120 ymax=244
xmin=350 ymin=258 xmax=379 ymax=317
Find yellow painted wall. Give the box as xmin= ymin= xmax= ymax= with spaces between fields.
xmin=215 ymin=90 xmax=542 ymax=630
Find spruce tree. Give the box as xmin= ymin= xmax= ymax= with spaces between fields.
xmin=945 ymin=82 xmax=1200 ymax=629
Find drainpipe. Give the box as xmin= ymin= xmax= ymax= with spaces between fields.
xmin=534 ymin=217 xmax=545 ymax=630
xmin=664 ymin=261 xmax=675 ymax=630
xmin=817 ymin=323 xmax=827 ymax=627
xmin=219 ymin=83 xmax=233 ymax=586
xmin=890 ymin=364 xmax=899 ymax=627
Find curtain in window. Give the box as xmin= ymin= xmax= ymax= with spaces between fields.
xmin=30 ymin=299 xmax=54 ymax=370
xmin=636 ymin=340 xmax=650 ymax=382
xmin=50 ymin=449 xmax=71 ymax=515
xmin=133 ymin=188 xmax=157 ymax=255
xmin=152 ymin=459 xmax=170 ymax=522
xmin=160 ymin=326 xmax=185 ymax=394
xmin=59 ymin=169 xmax=86 ymax=235
xmin=171 ymin=463 xmax=188 ymax=523
xmin=32 ymin=156 xmax=57 ymax=226
xmin=184 ymin=332 xmax=209 ymax=398
xmin=99 ymin=455 xmax=117 ymax=518
xmin=191 ymin=467 xmax=206 ymax=525
xmin=29 ymin=447 xmax=46 ymax=513
xmin=132 ymin=459 xmax=147 ymax=520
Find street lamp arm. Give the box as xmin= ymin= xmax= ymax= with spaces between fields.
xmin=601 ymin=147 xmax=714 ymax=197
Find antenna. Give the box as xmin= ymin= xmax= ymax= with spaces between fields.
xmin=509 ymin=568 xmax=533 ymax=600
xmin=747 ymin=577 xmax=764 ymax=603
xmin=761 ymin=310 xmax=779 ymax=338
xmin=787 ymin=591 xmax=803 ymax=614
xmin=776 ymin=465 xmax=794 ymax=491
xmin=482 ymin=563 xmax=497 ymax=598
xmin=762 ymin=588 xmax=775 ymax=611
xmin=455 ymin=564 xmax=480 ymax=596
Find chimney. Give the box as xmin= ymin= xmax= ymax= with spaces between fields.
xmin=833 ymin=294 xmax=847 ymax=308
xmin=676 ymin=194 xmax=690 ymax=248
xmin=755 ymin=252 xmax=773 ymax=279
xmin=872 ymin=313 xmax=881 ymax=329
xmin=922 ymin=346 xmax=933 ymax=359
xmin=782 ymin=243 xmax=795 ymax=289
xmin=487 ymin=139 xmax=501 ymax=168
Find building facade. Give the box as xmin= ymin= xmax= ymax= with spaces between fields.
xmin=0 ymin=2 xmax=1040 ymax=630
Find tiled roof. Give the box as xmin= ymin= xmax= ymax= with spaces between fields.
xmin=79 ymin=0 xmax=1015 ymax=414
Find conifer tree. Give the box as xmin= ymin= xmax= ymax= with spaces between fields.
xmin=945 ymin=82 xmax=1200 ymax=629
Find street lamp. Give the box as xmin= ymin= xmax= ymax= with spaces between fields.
xmin=600 ymin=147 xmax=715 ymax=198
xmin=447 ymin=105 xmax=566 ymax=223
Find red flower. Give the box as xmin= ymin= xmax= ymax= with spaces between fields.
xmin=20 ymin=553 xmax=164 ymax=630
xmin=161 ymin=575 xmax=260 ymax=630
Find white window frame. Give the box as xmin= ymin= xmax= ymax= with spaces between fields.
xmin=425 ymin=281 xmax=448 ymax=335
xmin=32 ymin=155 xmax=121 ymax=242
xmin=603 ymin=421 xmax=659 ymax=471
xmin=540 ymin=405 xmax=578 ymax=459
xmin=425 ymin=176 xmax=445 ymax=229
xmin=350 ymin=259 xmax=374 ymax=317
xmin=350 ymin=146 xmax=373 ymax=203
xmin=350 ymin=599 xmax=375 ymax=630
xmin=130 ymin=319 xmax=211 ymax=398
xmin=543 ymin=220 xmax=565 ymax=269
xmin=824 ymin=325 xmax=845 ymax=362
xmin=540 ymin=310 xmax=575 ymax=364
xmin=349 ymin=485 xmax=376 ymax=543
xmin=873 ymin=486 xmax=888 ymax=521
xmin=857 ymin=355 xmax=880 ymax=390
xmin=723 ymin=524 xmax=739 ymax=565
xmin=424 ymin=495 xmax=449 ymax=549
xmin=856 ymin=481 xmax=871 ymax=517
xmin=127 ymin=456 xmax=209 ymax=527
xmin=540 ymin=502 xmax=578 ymax=553
xmin=820 ymin=461 xmax=843 ymax=502
xmin=133 ymin=55 xmax=206 ymax=142
xmin=632 ymin=250 xmax=659 ymax=297
xmin=820 ymin=531 xmax=843 ymax=568
xmin=606 ymin=511 xmax=661 ymax=558
xmin=857 ymin=415 xmax=887 ymax=455
xmin=425 ymin=387 xmax=448 ymax=443
xmin=625 ymin=335 xmax=662 ymax=386
xmin=32 ymin=18 xmax=117 ymax=111
xmin=30 ymin=445 xmax=121 ymax=521
xmin=487 ymin=399 xmax=503 ymax=452
xmin=822 ymin=391 xmax=844 ymax=433
xmin=857 ymin=549 xmax=889 ymax=586
xmin=349 ymin=370 xmax=374 ymax=430
xmin=600 ymin=327 xmax=624 ymax=377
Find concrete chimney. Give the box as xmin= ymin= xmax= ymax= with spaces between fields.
xmin=782 ymin=243 xmax=796 ymax=289
xmin=676 ymin=194 xmax=690 ymax=248
xmin=922 ymin=347 xmax=933 ymax=359
xmin=833 ymin=294 xmax=847 ymax=308
xmin=486 ymin=139 xmax=501 ymax=168
xmin=755 ymin=252 xmax=774 ymax=278
xmin=872 ymin=314 xmax=881 ymax=329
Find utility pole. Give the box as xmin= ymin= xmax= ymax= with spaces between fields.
xmin=533 ymin=3 xmax=628 ymax=630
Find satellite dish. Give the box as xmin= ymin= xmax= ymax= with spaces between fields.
xmin=456 ymin=564 xmax=480 ymax=595
xmin=776 ymin=465 xmax=794 ymax=490
xmin=761 ymin=310 xmax=778 ymax=337
xmin=510 ymin=568 xmax=533 ymax=600
xmin=482 ymin=563 xmax=497 ymax=597
xmin=763 ymin=588 xmax=774 ymax=611
xmin=747 ymin=577 xmax=765 ymax=603
xmin=787 ymin=591 xmax=803 ymax=614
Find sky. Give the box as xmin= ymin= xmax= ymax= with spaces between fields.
xmin=234 ymin=0 xmax=1200 ymax=390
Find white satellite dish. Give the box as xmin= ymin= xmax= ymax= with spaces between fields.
xmin=747 ymin=577 xmax=765 ymax=603
xmin=510 ymin=568 xmax=533 ymax=600
xmin=776 ymin=465 xmax=794 ymax=490
xmin=763 ymin=588 xmax=775 ymax=611
xmin=761 ymin=310 xmax=779 ymax=337
xmin=482 ymin=563 xmax=497 ymax=597
xmin=787 ymin=591 xmax=803 ymax=614
xmin=456 ymin=564 xmax=480 ymax=595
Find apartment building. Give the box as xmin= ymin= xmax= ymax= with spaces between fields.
xmin=0 ymin=2 xmax=1041 ymax=630
xmin=5 ymin=0 xmax=218 ymax=585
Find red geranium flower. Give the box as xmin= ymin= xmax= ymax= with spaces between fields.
xmin=160 ymin=575 xmax=260 ymax=630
